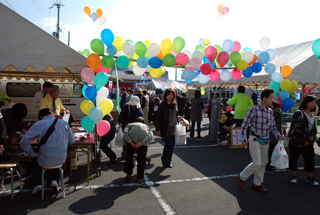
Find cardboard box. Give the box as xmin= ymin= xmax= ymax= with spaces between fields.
xmin=227 ymin=127 xmax=244 ymax=149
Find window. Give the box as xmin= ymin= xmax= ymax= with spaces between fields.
xmin=7 ymin=83 xmax=41 ymax=97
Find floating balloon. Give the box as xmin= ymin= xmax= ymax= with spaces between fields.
xmin=181 ymin=70 xmax=199 ymax=81
xmin=254 ymin=50 xmax=262 ymax=56
xmin=312 ymin=39 xmax=320 ymax=58
xmin=101 ymin=29 xmax=114 ymax=46
xmin=133 ymin=64 xmax=145 ymax=76
xmin=288 ymin=80 xmax=298 ymax=93
xmin=222 ymin=39 xmax=234 ymax=53
xmin=137 ymin=56 xmax=149 ymax=68
xmin=242 ymin=51 xmax=254 ymax=63
xmin=186 ymin=58 xmax=202 ymax=70
xmin=203 ymin=39 xmax=210 ymax=46
xmin=170 ymin=49 xmax=177 ymax=56
xmin=100 ymin=16 xmax=106 ymax=26
xmin=217 ymin=51 xmax=229 ymax=67
xmin=116 ymin=56 xmax=130 ymax=69
xmin=203 ymin=56 xmax=216 ymax=67
xmin=150 ymin=67 xmax=165 ymax=78
xmin=195 ymin=44 xmax=206 ymax=55
xmin=265 ymin=63 xmax=276 ymax=74
xmin=266 ymin=49 xmax=277 ymax=62
xmin=84 ymin=6 xmax=91 ymax=17
xmin=113 ymin=36 xmax=125 ymax=52
xmin=81 ymin=68 xmax=95 ymax=86
xmin=222 ymin=7 xmax=229 ymax=15
xmin=281 ymin=65 xmax=292 ymax=78
xmin=90 ymin=39 xmax=104 ymax=55
xmin=160 ymin=39 xmax=174 ymax=55
xmin=82 ymin=85 xmax=89 ymax=98
xmin=279 ymin=90 xmax=288 ymax=101
xmin=91 ymin=12 xmax=98 ymax=22
xmin=147 ymin=43 xmax=160 ymax=57
xmin=280 ymin=79 xmax=291 ymax=91
xmin=243 ymin=47 xmax=253 ymax=52
xmin=199 ymin=38 xmax=204 ymax=45
xmin=269 ymin=81 xmax=280 ymax=95
xmin=87 ymin=53 xmax=101 ymax=72
xmin=251 ymin=62 xmax=262 ymax=73
xmin=85 ymin=86 xmax=97 ymax=103
xmin=198 ymin=73 xmax=209 ymax=84
xmin=81 ymin=116 xmax=94 ymax=133
xmin=230 ymin=41 xmax=241 ymax=52
xmin=282 ymin=98 xmax=294 ymax=112
xmin=260 ymin=37 xmax=270 ymax=50
xmin=242 ymin=67 xmax=253 ymax=78
xmin=84 ymin=49 xmax=90 ymax=57
xmin=144 ymin=40 xmax=151 ymax=48
xmin=97 ymin=120 xmax=110 ymax=137
xmin=171 ymin=81 xmax=176 ymax=89
xmin=217 ymin=5 xmax=224 ymax=14
xmin=89 ymin=107 xmax=103 ymax=124
xmin=201 ymin=90 xmax=205 ymax=95
xmin=220 ymin=69 xmax=232 ymax=81
xmin=271 ymin=72 xmax=284 ymax=83
xmin=249 ymin=54 xmax=258 ymax=65
xmin=123 ymin=42 xmax=135 ymax=58
xmin=231 ymin=69 xmax=242 ymax=80
xmin=275 ymin=55 xmax=288 ymax=67
xmin=101 ymin=55 xmax=115 ymax=68
xmin=192 ymin=50 xmax=204 ymax=60
xmin=205 ymin=46 xmax=218 ymax=63
xmin=173 ymin=37 xmax=185 ymax=53
xmin=209 ymin=70 xmax=220 ymax=81
xmin=175 ymin=53 xmax=188 ymax=66
xmin=149 ymin=57 xmax=163 ymax=69
xmin=94 ymin=72 xmax=108 ymax=90
xmin=156 ymin=51 xmax=164 ymax=60
xmin=257 ymin=52 xmax=270 ymax=64
xmin=99 ymin=99 xmax=114 ymax=116
xmin=80 ymin=100 xmax=94 ymax=115
xmin=135 ymin=41 xmax=147 ymax=57
xmin=200 ymin=63 xmax=213 ymax=75
xmin=230 ymin=51 xmax=241 ymax=66
xmin=96 ymin=87 xmax=109 ymax=104
xmin=107 ymin=45 xmax=117 ymax=56
xmin=237 ymin=60 xmax=248 ymax=71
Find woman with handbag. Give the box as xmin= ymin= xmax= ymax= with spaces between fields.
xmin=156 ymin=89 xmax=183 ymax=168
xmin=289 ymin=95 xmax=318 ymax=185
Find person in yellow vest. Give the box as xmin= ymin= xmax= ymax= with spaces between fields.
xmin=227 ymin=86 xmax=254 ymax=127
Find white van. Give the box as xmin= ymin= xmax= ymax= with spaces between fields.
xmin=0 ymin=78 xmax=86 ymax=123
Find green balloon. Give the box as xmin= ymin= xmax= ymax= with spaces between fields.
xmin=78 ymin=51 xmax=84 ymax=55
xmin=214 ymin=45 xmax=223 ymax=55
xmin=135 ymin=41 xmax=147 ymax=57
xmin=173 ymin=36 xmax=185 ymax=53
xmin=116 ymin=56 xmax=130 ymax=69
xmin=230 ymin=51 xmax=241 ymax=66
xmin=90 ymin=39 xmax=104 ymax=55
xmin=163 ymin=54 xmax=176 ymax=67
xmin=84 ymin=49 xmax=90 ymax=57
xmin=125 ymin=39 xmax=134 ymax=44
xmin=195 ymin=44 xmax=206 ymax=55
xmin=101 ymin=55 xmax=115 ymax=68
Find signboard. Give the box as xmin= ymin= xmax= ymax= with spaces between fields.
xmin=109 ymin=81 xmax=113 ymax=89
xmin=227 ymin=127 xmax=243 ymax=149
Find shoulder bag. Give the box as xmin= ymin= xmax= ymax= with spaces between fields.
xmin=39 ymin=118 xmax=58 ymax=146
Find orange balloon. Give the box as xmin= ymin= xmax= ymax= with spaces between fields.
xmin=156 ymin=51 xmax=164 ymax=60
xmin=249 ymin=54 xmax=257 ymax=65
xmin=281 ymin=65 xmax=292 ymax=78
xmin=84 ymin=6 xmax=91 ymax=17
xmin=87 ymin=53 xmax=101 ymax=72
xmin=96 ymin=9 xmax=103 ymax=18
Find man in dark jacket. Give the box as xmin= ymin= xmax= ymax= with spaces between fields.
xmin=120 ymin=88 xmax=129 ymax=110
xmin=176 ymin=90 xmax=183 ymax=116
xmin=100 ymin=113 xmax=117 ymax=164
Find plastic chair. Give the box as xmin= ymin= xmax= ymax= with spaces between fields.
xmin=41 ymin=164 xmax=65 ymax=200
xmin=0 ymin=161 xmax=22 ymax=199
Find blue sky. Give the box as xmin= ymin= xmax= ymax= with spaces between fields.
xmin=2 ymin=0 xmax=320 ymax=79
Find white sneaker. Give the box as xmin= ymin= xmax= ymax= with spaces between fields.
xmin=0 ymin=185 xmax=6 ymax=194
xmin=290 ymin=176 xmax=297 ymax=184
xmin=51 ymin=180 xmax=59 ymax=192
xmin=306 ymin=177 xmax=319 ymax=186
xmin=32 ymin=185 xmax=42 ymax=195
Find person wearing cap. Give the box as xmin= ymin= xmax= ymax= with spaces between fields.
xmin=119 ymin=96 xmax=144 ymax=158
xmin=265 ymin=95 xmax=284 ymax=173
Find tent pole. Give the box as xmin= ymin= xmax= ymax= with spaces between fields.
xmin=65 ymin=67 xmax=86 ymax=84
xmin=115 ymin=65 xmax=120 ymax=123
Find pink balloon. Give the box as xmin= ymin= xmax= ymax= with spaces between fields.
xmin=217 ymin=51 xmax=230 ymax=67
xmin=171 ymin=81 xmax=176 ymax=89
xmin=230 ymin=41 xmax=241 ymax=53
xmin=97 ymin=63 xmax=111 ymax=74
xmin=81 ymin=67 xmax=95 ymax=86
xmin=231 ymin=69 xmax=242 ymax=80
xmin=171 ymin=49 xmax=177 ymax=56
xmin=226 ymin=106 xmax=232 ymax=113
xmin=209 ymin=69 xmax=220 ymax=81
xmin=176 ymin=53 xmax=189 ymax=66
xmin=162 ymin=84 xmax=165 ymax=88
xmin=217 ymin=5 xmax=224 ymax=13
xmin=186 ymin=58 xmax=202 ymax=70
xmin=200 ymin=63 xmax=213 ymax=75
xmin=205 ymin=46 xmax=218 ymax=63
xmin=144 ymin=73 xmax=146 ymax=77
xmin=97 ymin=120 xmax=110 ymax=137
xmin=222 ymin=7 xmax=229 ymax=14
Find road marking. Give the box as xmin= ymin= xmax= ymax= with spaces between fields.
xmin=112 ymin=144 xmax=221 ymax=151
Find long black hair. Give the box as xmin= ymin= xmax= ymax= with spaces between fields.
xmin=299 ymin=95 xmax=316 ymax=110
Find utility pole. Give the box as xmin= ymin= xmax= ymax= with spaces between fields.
xmin=49 ymin=0 xmax=64 ymax=39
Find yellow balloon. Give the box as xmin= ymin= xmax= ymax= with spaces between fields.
xmin=203 ymin=39 xmax=210 ymax=46
xmin=134 ymin=53 xmax=139 ymax=59
xmin=150 ymin=67 xmax=165 ymax=78
xmin=112 ymin=36 xmax=125 ymax=52
xmin=80 ymin=100 xmax=94 ymax=115
xmin=220 ymin=3 xmax=225 ymax=7
xmin=201 ymin=90 xmax=205 ymax=95
xmin=129 ymin=61 xmax=135 ymax=66
xmin=287 ymin=80 xmax=298 ymax=93
xmin=237 ymin=60 xmax=248 ymax=71
xmin=144 ymin=40 xmax=151 ymax=47
xmin=99 ymin=99 xmax=114 ymax=116
xmin=280 ymin=79 xmax=291 ymax=91
xmin=160 ymin=39 xmax=174 ymax=55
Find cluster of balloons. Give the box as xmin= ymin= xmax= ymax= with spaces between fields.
xmin=84 ymin=6 xmax=106 ymax=25
xmin=217 ymin=3 xmax=229 ymax=16
xmin=80 ymin=67 xmax=114 ymax=136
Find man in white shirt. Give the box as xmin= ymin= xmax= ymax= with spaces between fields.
xmin=33 ymin=82 xmax=52 ymax=108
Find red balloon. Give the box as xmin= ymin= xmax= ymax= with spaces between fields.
xmin=217 ymin=51 xmax=230 ymax=67
xmin=176 ymin=53 xmax=189 ymax=66
xmin=209 ymin=69 xmax=220 ymax=81
xmin=97 ymin=120 xmax=110 ymax=137
xmin=200 ymin=63 xmax=213 ymax=75
xmin=205 ymin=46 xmax=218 ymax=63
xmin=97 ymin=63 xmax=111 ymax=74
xmin=231 ymin=69 xmax=242 ymax=80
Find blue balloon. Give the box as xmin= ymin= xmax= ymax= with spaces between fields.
xmin=254 ymin=50 xmax=262 ymax=56
xmin=94 ymin=72 xmax=109 ymax=91
xmin=107 ymin=45 xmax=117 ymax=56
xmin=266 ymin=49 xmax=276 ymax=62
xmin=279 ymin=90 xmax=288 ymax=101
xmin=283 ymin=98 xmax=294 ymax=112
xmin=258 ymin=52 xmax=270 ymax=64
xmin=85 ymin=86 xmax=97 ymax=103
xmin=181 ymin=70 xmax=198 ymax=81
xmin=265 ymin=63 xmax=276 ymax=74
xmin=269 ymin=81 xmax=280 ymax=95
xmin=81 ymin=116 xmax=94 ymax=133
xmin=137 ymin=56 xmax=149 ymax=68
xmin=101 ymin=29 xmax=114 ymax=46
xmin=198 ymin=73 xmax=209 ymax=84
xmin=199 ymin=38 xmax=204 ymax=45
xmin=242 ymin=67 xmax=253 ymax=77
xmin=251 ymin=62 xmax=262 ymax=73
xmin=91 ymin=13 xmax=98 ymax=22
xmin=82 ymin=85 xmax=88 ymax=98
xmin=203 ymin=56 xmax=216 ymax=67
xmin=271 ymin=72 xmax=284 ymax=83
xmin=223 ymin=39 xmax=234 ymax=53
xmin=187 ymin=80 xmax=192 ymax=85
xmin=195 ymin=69 xmax=201 ymax=74
xmin=89 ymin=107 xmax=103 ymax=124
xmin=243 ymin=47 xmax=253 ymax=52
xmin=149 ymin=57 xmax=162 ymax=69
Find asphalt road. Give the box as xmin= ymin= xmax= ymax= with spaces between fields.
xmin=1 ymin=117 xmax=320 ymax=215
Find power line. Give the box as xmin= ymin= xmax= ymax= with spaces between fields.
xmin=5 ymin=0 xmax=15 ymax=11
xmin=29 ymin=0 xmax=50 ymax=18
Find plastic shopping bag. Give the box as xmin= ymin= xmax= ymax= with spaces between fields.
xmin=115 ymin=128 xmax=124 ymax=146
xmin=175 ymin=122 xmax=187 ymax=145
xmin=270 ymin=141 xmax=289 ymax=170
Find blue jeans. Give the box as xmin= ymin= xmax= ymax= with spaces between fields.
xmin=190 ymin=121 xmax=201 ymax=139
xmin=100 ymin=133 xmax=116 ymax=160
xmin=32 ymin=158 xmax=60 ymax=187
xmin=161 ymin=136 xmax=175 ymax=166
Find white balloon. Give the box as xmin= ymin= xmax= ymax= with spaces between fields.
xmin=182 ymin=50 xmax=192 ymax=60
xmin=99 ymin=16 xmax=106 ymax=26
xmin=115 ymin=50 xmax=123 ymax=57
xmin=122 ymin=42 xmax=135 ymax=59
xmin=260 ymin=37 xmax=270 ymax=50
xmin=198 ymin=73 xmax=209 ymax=84
xmin=192 ymin=50 xmax=204 ymax=60
xmin=220 ymin=69 xmax=232 ymax=82
xmin=133 ymin=64 xmax=145 ymax=76
xmin=96 ymin=87 xmax=109 ymax=104
xmin=275 ymin=55 xmax=288 ymax=68
xmin=241 ymin=51 xmax=254 ymax=63
xmin=147 ymin=43 xmax=160 ymax=58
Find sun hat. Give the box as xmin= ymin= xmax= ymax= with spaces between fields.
xmin=128 ymin=96 xmax=141 ymax=108
xmin=273 ymin=94 xmax=279 ymax=104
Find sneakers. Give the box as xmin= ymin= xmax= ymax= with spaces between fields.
xmin=265 ymin=166 xmax=275 ymax=174
xmin=32 ymin=185 xmax=42 ymax=195
xmin=290 ymin=176 xmax=297 ymax=184
xmin=306 ymin=177 xmax=319 ymax=186
xmin=107 ymin=158 xmax=118 ymax=164
xmin=51 ymin=180 xmax=59 ymax=192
